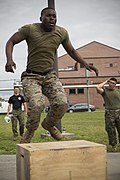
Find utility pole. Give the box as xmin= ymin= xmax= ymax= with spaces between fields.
xmin=48 ymin=0 xmax=55 ymax=9
xmin=47 ymin=0 xmax=61 ymax=132
xmin=47 ymin=0 xmax=58 ymax=76
xmin=85 ymin=69 xmax=91 ymax=112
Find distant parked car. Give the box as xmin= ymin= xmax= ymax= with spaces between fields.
xmin=67 ymin=103 xmax=96 ymax=113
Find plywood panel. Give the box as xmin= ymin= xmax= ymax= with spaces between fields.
xmin=16 ymin=140 xmax=107 ymax=180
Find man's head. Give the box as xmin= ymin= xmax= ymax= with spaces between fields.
xmin=108 ymin=77 xmax=117 ymax=90
xmin=14 ymin=87 xmax=20 ymax=95
xmin=109 ymin=77 xmax=117 ymax=83
xmin=40 ymin=7 xmax=57 ymax=31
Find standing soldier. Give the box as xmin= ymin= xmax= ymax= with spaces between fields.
xmin=96 ymin=77 xmax=120 ymax=152
xmin=5 ymin=7 xmax=98 ymax=143
xmin=7 ymin=87 xmax=27 ymax=140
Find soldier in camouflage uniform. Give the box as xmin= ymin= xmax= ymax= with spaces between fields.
xmin=5 ymin=7 xmax=98 ymax=143
xmin=97 ymin=77 xmax=120 ymax=152
xmin=7 ymin=87 xmax=27 ymax=140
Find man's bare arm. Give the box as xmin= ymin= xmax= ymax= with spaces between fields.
xmin=96 ymin=80 xmax=108 ymax=94
xmin=5 ymin=32 xmax=24 ymax=73
xmin=62 ymin=40 xmax=99 ymax=76
xmin=7 ymin=104 xmax=11 ymax=115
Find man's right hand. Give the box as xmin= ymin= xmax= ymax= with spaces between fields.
xmin=89 ymin=65 xmax=99 ymax=77
xmin=5 ymin=60 xmax=16 ymax=73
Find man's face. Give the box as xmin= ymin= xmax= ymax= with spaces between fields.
xmin=108 ymin=80 xmax=116 ymax=90
xmin=14 ymin=88 xmax=20 ymax=94
xmin=40 ymin=9 xmax=57 ymax=31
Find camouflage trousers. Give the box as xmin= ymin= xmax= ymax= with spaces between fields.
xmin=105 ymin=109 xmax=120 ymax=146
xmin=11 ymin=109 xmax=24 ymax=137
xmin=21 ymin=71 xmax=68 ymax=133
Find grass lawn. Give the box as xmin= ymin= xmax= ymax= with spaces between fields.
xmin=0 ymin=111 xmax=120 ymax=154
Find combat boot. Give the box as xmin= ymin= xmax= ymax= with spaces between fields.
xmin=13 ymin=132 xmax=18 ymax=141
xmin=20 ymin=130 xmax=34 ymax=143
xmin=112 ymin=145 xmax=117 ymax=152
xmin=13 ymin=135 xmax=18 ymax=141
xmin=41 ymin=119 xmax=63 ymax=140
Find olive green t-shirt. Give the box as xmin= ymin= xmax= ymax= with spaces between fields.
xmin=18 ymin=23 xmax=69 ymax=72
xmin=102 ymin=88 xmax=120 ymax=109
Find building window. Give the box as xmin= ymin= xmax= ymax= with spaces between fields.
xmin=69 ymin=88 xmax=76 ymax=94
xmin=110 ymin=63 xmax=113 ymax=67
xmin=59 ymin=66 xmax=75 ymax=71
xmin=67 ymin=66 xmax=75 ymax=70
xmin=77 ymin=88 xmax=84 ymax=94
xmin=69 ymin=88 xmax=84 ymax=94
xmin=105 ymin=63 xmax=117 ymax=67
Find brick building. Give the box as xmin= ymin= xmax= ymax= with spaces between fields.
xmin=58 ymin=41 xmax=120 ymax=109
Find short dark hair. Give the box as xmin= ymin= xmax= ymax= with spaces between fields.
xmin=41 ymin=7 xmax=55 ymax=17
xmin=109 ymin=77 xmax=117 ymax=83
xmin=14 ymin=86 xmax=20 ymax=90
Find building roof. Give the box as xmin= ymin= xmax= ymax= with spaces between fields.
xmin=58 ymin=41 xmax=120 ymax=78
xmin=59 ymin=41 xmax=120 ymax=59
xmin=77 ymin=41 xmax=120 ymax=58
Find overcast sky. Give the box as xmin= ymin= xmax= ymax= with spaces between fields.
xmin=0 ymin=0 xmax=120 ymax=89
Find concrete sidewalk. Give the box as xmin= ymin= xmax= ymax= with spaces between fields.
xmin=0 ymin=153 xmax=120 ymax=180
xmin=107 ymin=153 xmax=120 ymax=180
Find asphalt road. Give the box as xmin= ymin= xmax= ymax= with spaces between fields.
xmin=0 ymin=153 xmax=120 ymax=180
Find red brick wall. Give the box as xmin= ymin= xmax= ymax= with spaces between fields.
xmin=58 ymin=41 xmax=120 ymax=109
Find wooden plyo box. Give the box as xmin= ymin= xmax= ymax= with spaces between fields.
xmin=16 ymin=140 xmax=107 ymax=180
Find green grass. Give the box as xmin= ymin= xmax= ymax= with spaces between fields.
xmin=0 ymin=111 xmax=120 ymax=154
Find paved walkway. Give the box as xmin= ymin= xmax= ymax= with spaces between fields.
xmin=107 ymin=153 xmax=120 ymax=180
xmin=0 ymin=153 xmax=120 ymax=180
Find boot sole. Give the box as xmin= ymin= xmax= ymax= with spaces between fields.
xmin=41 ymin=121 xmax=63 ymax=140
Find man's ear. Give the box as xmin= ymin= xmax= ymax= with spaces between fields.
xmin=40 ymin=17 xmax=42 ymax=21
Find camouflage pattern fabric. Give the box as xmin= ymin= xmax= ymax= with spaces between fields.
xmin=105 ymin=109 xmax=120 ymax=146
xmin=21 ymin=71 xmax=68 ymax=133
xmin=11 ymin=109 xmax=24 ymax=137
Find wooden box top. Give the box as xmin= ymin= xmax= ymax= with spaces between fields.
xmin=17 ymin=140 xmax=106 ymax=152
